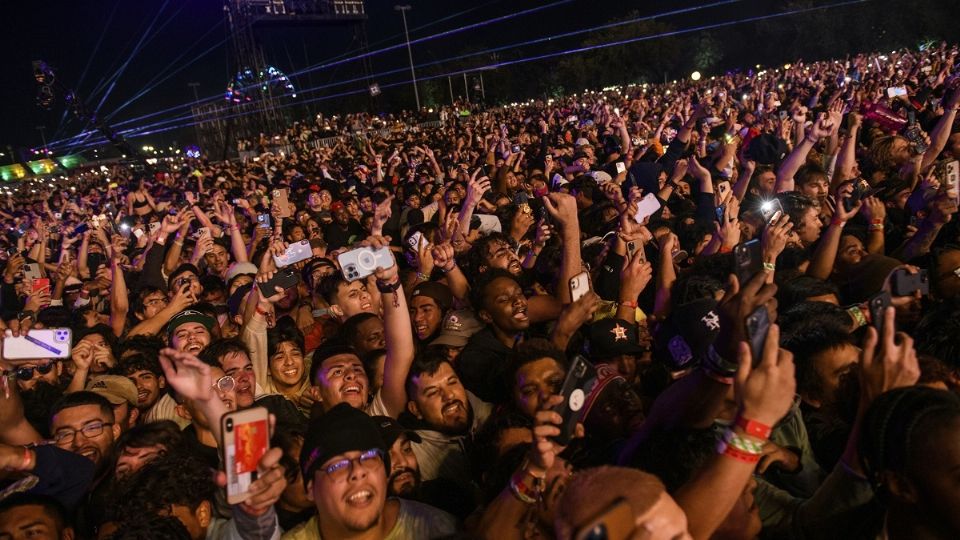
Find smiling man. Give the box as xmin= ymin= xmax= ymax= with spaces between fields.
xmin=284 ymin=403 xmax=456 ymax=540
xmin=49 ymin=391 xmax=121 ymax=476
xmin=167 ymin=309 xmax=215 ymax=356
xmin=408 ymin=282 xmax=452 ymax=343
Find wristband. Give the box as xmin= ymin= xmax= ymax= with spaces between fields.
xmin=509 ymin=469 xmax=542 ymax=504
xmin=762 ymin=262 xmax=776 ymax=272
xmin=719 ymin=443 xmax=762 ymax=464
xmin=722 ymin=428 xmax=766 ymax=453
xmin=831 ymin=217 xmax=847 ymax=227
xmin=21 ymin=447 xmax=33 ymax=471
xmin=376 ymin=278 xmax=401 ymax=294
xmin=735 ymin=415 xmax=773 ymax=440
xmin=718 ymin=245 xmax=733 ymax=254
xmin=620 ymin=300 xmax=638 ymax=310
xmin=805 ymin=136 xmax=819 ymax=145
xmin=255 ymin=305 xmax=271 ymax=317
xmin=868 ymin=223 xmax=884 ymax=232
xmin=848 ymin=305 xmax=868 ymax=328
xmin=415 ymin=271 xmax=430 ymax=282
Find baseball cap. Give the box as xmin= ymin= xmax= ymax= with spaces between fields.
xmin=586 ymin=319 xmax=646 ymax=360
xmin=166 ymin=309 xmax=216 ymax=339
xmin=371 ymin=415 xmax=422 ymax=447
xmin=654 ymin=298 xmax=721 ymax=370
xmin=225 ymin=262 xmax=258 ymax=284
xmin=86 ymin=375 xmax=138 ymax=407
xmin=431 ymin=309 xmax=484 ymax=348
xmin=575 ymin=137 xmax=591 ymax=147
xmin=410 ymin=282 xmax=453 ymax=312
xmin=300 ymin=403 xmax=388 ymax=478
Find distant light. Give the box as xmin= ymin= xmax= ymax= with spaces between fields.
xmin=784 ymin=63 xmax=792 ymax=69
xmin=691 ymin=71 xmax=701 ymax=81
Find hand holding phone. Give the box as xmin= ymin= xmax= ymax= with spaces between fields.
xmin=549 ymin=356 xmax=597 ymax=446
xmin=222 ymin=407 xmax=270 ymax=504
xmin=338 ymin=246 xmax=395 ymax=282
xmin=569 ymin=271 xmax=591 ymax=303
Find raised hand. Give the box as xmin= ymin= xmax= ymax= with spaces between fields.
xmin=158 ymin=348 xmax=214 ymax=403
xmin=858 ymin=306 xmax=919 ymax=406
xmin=735 ymin=323 xmax=796 ymax=427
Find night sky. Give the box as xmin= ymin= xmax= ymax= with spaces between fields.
xmin=0 ymin=0 xmax=936 ymax=154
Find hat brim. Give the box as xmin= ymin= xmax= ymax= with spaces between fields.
xmin=430 ymin=334 xmax=468 ymax=348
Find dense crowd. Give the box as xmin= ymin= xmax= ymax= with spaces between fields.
xmin=1 ymin=40 xmax=960 ymax=540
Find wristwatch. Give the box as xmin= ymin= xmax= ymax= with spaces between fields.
xmin=17 ymin=310 xmax=36 ymax=322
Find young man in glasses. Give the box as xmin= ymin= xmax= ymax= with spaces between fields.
xmin=49 ymin=391 xmax=122 ymax=477
xmin=284 ymin=403 xmax=456 ymax=540
xmin=172 ymin=359 xmax=237 ymax=468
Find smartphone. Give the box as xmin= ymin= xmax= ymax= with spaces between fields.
xmin=193 ymin=227 xmax=210 ymax=239
xmin=904 ymin=111 xmax=929 ymax=155
xmin=550 ymin=355 xmax=597 ymax=446
xmin=745 ymin=305 xmax=770 ymax=366
xmin=221 ymin=407 xmax=270 ymax=505
xmin=70 ymin=223 xmax=90 ymax=238
xmin=32 ymin=278 xmax=50 ymax=294
xmin=615 ymin=161 xmax=626 ymax=175
xmin=887 ymin=86 xmax=908 ymax=98
xmin=54 ymin=212 xmax=62 ymax=219
xmin=148 ymin=222 xmax=161 ymax=235
xmin=633 ymin=193 xmax=661 ymax=224
xmin=569 ymin=271 xmax=591 ymax=303
xmin=407 ymin=231 xmax=424 ymax=252
xmin=257 ymin=214 xmax=272 ymax=229
xmin=868 ymin=290 xmax=892 ymax=332
xmin=626 ymin=240 xmax=645 ymax=262
xmin=2 ymin=328 xmax=73 ymax=360
xmin=715 ymin=205 xmax=726 ymax=224
xmin=512 ymin=144 xmax=521 ymax=154
xmin=133 ymin=229 xmax=144 ymax=239
xmin=938 ymin=160 xmax=960 ymax=202
xmin=257 ymin=267 xmax=299 ymax=296
xmin=574 ymin=497 xmax=635 ymax=540
xmin=779 ymin=110 xmax=789 ymax=121
xmin=273 ymin=240 xmax=313 ymax=268
xmin=23 ymin=263 xmax=42 ymax=282
xmin=760 ymin=199 xmax=783 ymax=224
xmin=474 ymin=213 xmax=502 ymax=235
xmin=338 ymin=246 xmax=395 ymax=282
xmin=273 ymin=188 xmax=292 ymax=218
xmin=734 ymin=239 xmax=762 ymax=284
xmin=890 ymin=268 xmax=930 ymax=297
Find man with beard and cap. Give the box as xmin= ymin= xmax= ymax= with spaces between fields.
xmin=372 ymin=416 xmax=474 ymax=521
xmin=284 ymin=403 xmax=457 ymax=540
xmin=167 ymin=309 xmax=216 ymax=356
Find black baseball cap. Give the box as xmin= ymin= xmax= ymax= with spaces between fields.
xmin=371 ymin=415 xmax=422 ymax=447
xmin=300 ymin=403 xmax=388 ymax=478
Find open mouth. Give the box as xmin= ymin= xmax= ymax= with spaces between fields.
xmin=186 ymin=343 xmax=203 ymax=353
xmin=415 ymin=323 xmax=429 ymax=336
xmin=345 ymin=489 xmax=374 ymax=506
xmin=361 ymin=302 xmax=372 ymax=310
xmin=508 ymin=260 xmax=522 ymax=273
xmin=512 ymin=305 xmax=529 ymax=322
xmin=137 ymin=391 xmax=149 ymax=402
xmin=78 ymin=447 xmax=99 ymax=462
xmin=282 ymin=368 xmax=299 ymax=378
xmin=442 ymin=400 xmax=464 ymax=416
xmin=341 ymin=384 xmax=363 ymax=398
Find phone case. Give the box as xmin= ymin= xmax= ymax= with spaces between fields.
xmin=745 ymin=306 xmax=770 ymax=366
xmin=891 ymin=269 xmax=929 ymax=297
xmin=633 ymin=194 xmax=661 ymax=224
xmin=574 ymin=498 xmax=635 ymax=540
xmin=257 ymin=214 xmax=272 ymax=228
xmin=869 ymin=291 xmax=892 ymax=332
xmin=257 ymin=268 xmax=299 ymax=296
xmin=273 ymin=189 xmax=292 ymax=218
xmin=569 ymin=271 xmax=591 ymax=303
xmin=734 ymin=240 xmax=762 ymax=284
xmin=3 ymin=329 xmax=73 ymax=360
xmin=761 ymin=199 xmax=784 ymax=223
xmin=32 ymin=278 xmax=50 ymax=293
xmin=626 ymin=241 xmax=645 ymax=262
xmin=23 ymin=263 xmax=42 ymax=281
xmin=551 ymin=356 xmax=597 ymax=446
xmin=221 ymin=407 xmax=270 ymax=505
xmin=273 ymin=240 xmax=312 ymax=268
xmin=338 ymin=246 xmax=395 ymax=282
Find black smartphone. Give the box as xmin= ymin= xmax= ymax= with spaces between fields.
xmin=550 ymin=355 xmax=597 ymax=446
xmin=890 ymin=268 xmax=929 ymax=297
xmin=734 ymin=239 xmax=762 ymax=284
xmin=70 ymin=223 xmax=90 ymax=237
xmin=745 ymin=305 xmax=770 ymax=367
xmin=257 ymin=268 xmax=299 ymax=297
xmin=868 ymin=290 xmax=892 ymax=333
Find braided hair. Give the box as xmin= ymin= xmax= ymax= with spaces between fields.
xmin=859 ymin=386 xmax=960 ymax=499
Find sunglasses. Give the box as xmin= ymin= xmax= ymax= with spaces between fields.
xmin=4 ymin=362 xmax=56 ymax=381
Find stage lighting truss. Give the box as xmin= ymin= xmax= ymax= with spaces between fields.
xmin=225 ymin=66 xmax=297 ymax=103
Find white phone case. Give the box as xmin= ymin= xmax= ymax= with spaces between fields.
xmin=633 ymin=194 xmax=661 ymax=224
xmin=273 ymin=240 xmax=312 ymax=268
xmin=3 ymin=329 xmax=73 ymax=360
xmin=338 ymin=246 xmax=395 ymax=282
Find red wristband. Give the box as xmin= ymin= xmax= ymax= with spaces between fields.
xmin=255 ymin=305 xmax=271 ymax=317
xmin=620 ymin=300 xmax=638 ymax=309
xmin=718 ymin=245 xmax=733 ymax=254
xmin=735 ymin=416 xmax=772 ymax=440
xmin=722 ymin=444 xmax=762 ymax=464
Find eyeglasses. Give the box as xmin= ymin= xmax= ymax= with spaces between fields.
xmin=54 ymin=421 xmax=113 ymax=445
xmin=321 ymin=449 xmax=385 ymax=482
xmin=4 ymin=362 xmax=56 ymax=381
xmin=213 ymin=375 xmax=236 ymax=394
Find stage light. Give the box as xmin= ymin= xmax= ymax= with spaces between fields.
xmin=691 ymin=71 xmax=701 ymax=81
